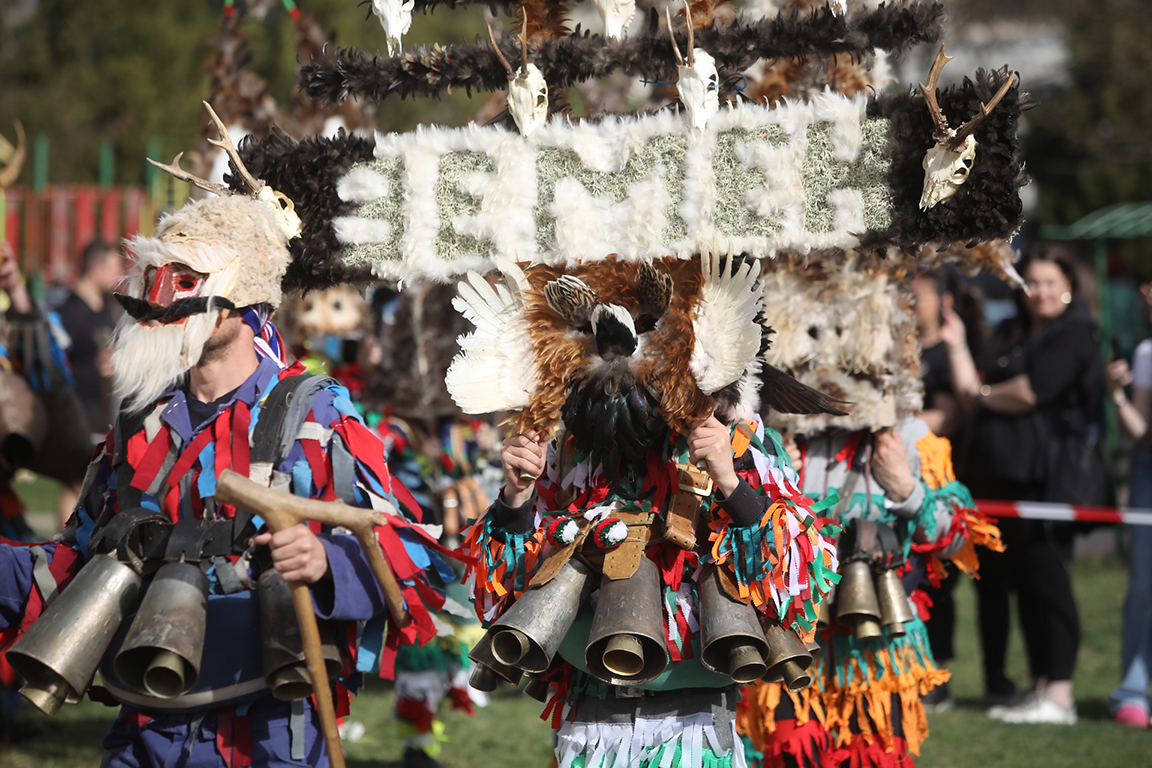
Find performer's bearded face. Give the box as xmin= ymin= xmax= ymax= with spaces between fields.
xmin=111 ymin=248 xmax=239 ymax=414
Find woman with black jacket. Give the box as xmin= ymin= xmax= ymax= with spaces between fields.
xmin=942 ymin=246 xmax=1104 ymax=725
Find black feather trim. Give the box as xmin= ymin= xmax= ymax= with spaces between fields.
xmin=864 ymin=66 xmax=1035 ymax=249
xmin=299 ymin=2 xmax=946 ymax=105
xmin=232 ymin=126 xmax=377 ymax=291
xmin=237 ymin=60 xmax=1028 ymax=285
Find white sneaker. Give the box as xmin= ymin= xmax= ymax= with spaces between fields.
xmin=992 ymin=692 xmax=1077 ymax=725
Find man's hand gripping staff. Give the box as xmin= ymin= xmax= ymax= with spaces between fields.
xmin=214 ymin=469 xmax=412 ymax=768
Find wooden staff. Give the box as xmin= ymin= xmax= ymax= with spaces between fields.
xmin=215 ymin=469 xmax=412 ymax=768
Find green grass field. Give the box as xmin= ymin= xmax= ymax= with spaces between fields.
xmin=2 ymin=481 xmax=1147 ymax=767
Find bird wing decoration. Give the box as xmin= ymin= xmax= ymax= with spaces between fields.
xmin=446 ymin=270 xmax=536 ymax=414
xmin=761 ymin=364 xmax=850 ymax=415
xmin=690 ymin=252 xmax=764 ymax=395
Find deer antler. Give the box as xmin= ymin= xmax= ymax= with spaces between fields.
xmin=666 ymin=6 xmax=684 ymax=67
xmin=203 ymin=101 xmax=264 ymax=195
xmin=518 ymin=6 xmax=529 ymax=78
xmin=0 ymin=121 xmax=26 ymax=188
xmin=918 ymin=44 xmax=954 ymax=142
xmin=951 ymin=70 xmax=1017 ymax=149
xmin=147 ymin=152 xmax=234 ymax=197
xmin=683 ymin=0 xmax=695 ymax=67
xmin=485 ymin=16 xmax=515 ymax=77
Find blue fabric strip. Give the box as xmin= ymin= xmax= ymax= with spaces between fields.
xmin=197 ymin=441 xmax=217 ymax=500
xmin=292 ymin=460 xmax=313 ymax=498
xmin=356 ymin=613 xmax=388 ymax=674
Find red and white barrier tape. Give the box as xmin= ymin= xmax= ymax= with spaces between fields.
xmin=976 ymin=499 xmax=1152 ymax=527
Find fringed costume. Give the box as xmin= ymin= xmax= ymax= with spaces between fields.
xmin=216 ymin=0 xmax=1028 ymax=764
xmin=0 ymin=107 xmax=455 ymax=768
xmin=737 ymin=258 xmax=1005 ymax=768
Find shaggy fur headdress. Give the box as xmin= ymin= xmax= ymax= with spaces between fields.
xmin=135 ymin=195 xmax=291 ymax=309
xmin=760 ymin=253 xmax=922 ymax=435
xmin=446 ymin=253 xmax=842 ymax=475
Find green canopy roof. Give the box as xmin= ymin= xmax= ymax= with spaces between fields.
xmin=1041 ymin=202 xmax=1152 ymax=240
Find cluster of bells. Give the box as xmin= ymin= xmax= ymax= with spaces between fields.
xmin=6 ymin=553 xmax=339 ymax=717
xmin=821 ymin=560 xmax=917 ymax=641
xmin=466 ymin=557 xmax=819 ymax=699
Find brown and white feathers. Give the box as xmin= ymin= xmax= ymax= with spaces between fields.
xmin=760 ymin=254 xmax=921 ymax=435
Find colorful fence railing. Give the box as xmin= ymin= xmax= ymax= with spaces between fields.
xmin=2 ymin=185 xmax=157 ymax=284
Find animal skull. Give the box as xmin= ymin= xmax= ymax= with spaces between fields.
xmin=677 ymin=49 xmax=719 ymax=132
xmin=590 ymin=0 xmax=636 ymax=40
xmin=487 ymin=13 xmax=550 ymax=138
xmin=916 ymin=44 xmax=1016 ymax=211
xmin=372 ymin=0 xmax=415 ymax=56
xmin=508 ymin=63 xmax=550 ymax=137
xmin=920 ymin=133 xmax=976 ymax=210
xmin=667 ymin=5 xmax=718 ymax=132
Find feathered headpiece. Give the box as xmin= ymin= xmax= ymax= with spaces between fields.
xmin=224 ymin=0 xmax=1030 ymax=468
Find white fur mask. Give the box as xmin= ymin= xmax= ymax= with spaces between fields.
xmin=110 ymin=307 xmax=223 ymax=414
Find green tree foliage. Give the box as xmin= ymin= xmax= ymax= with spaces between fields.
xmin=1023 ymin=0 xmax=1152 ymax=229
xmin=952 ymin=0 xmax=1152 ymax=274
xmin=0 ymin=0 xmax=486 ymax=186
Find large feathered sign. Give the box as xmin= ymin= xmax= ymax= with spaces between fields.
xmin=237 ymin=67 xmax=1027 ymax=286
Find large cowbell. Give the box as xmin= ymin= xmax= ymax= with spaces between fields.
xmin=875 ymin=567 xmax=915 ymax=638
xmin=114 ymin=561 xmax=209 ymax=699
xmin=584 ymin=556 xmax=669 ymax=685
xmin=7 ymin=554 xmax=143 ymax=716
xmin=467 ymin=630 xmax=524 ymax=692
xmin=489 ymin=558 xmax=593 ymax=673
xmin=259 ymin=568 xmax=344 ymax=701
xmin=835 ymin=559 xmax=882 ymax=641
xmin=697 ymin=565 xmax=768 ymax=683
xmin=761 ymin=619 xmax=813 ymax=691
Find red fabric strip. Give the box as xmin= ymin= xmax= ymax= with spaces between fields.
xmin=301 ymin=438 xmax=329 ymax=492
xmin=413 ymin=576 xmax=446 ymax=612
xmin=375 ymin=524 xmax=420 ymax=581
xmin=216 ymin=706 xmax=235 ymax=767
xmin=337 ymin=420 xmax=391 ymax=494
xmin=390 ymin=478 xmax=422 ymax=522
xmin=231 ymin=402 xmax=251 ymax=479
xmin=131 ymin=428 xmax=172 ymax=491
xmin=214 ymin=410 xmax=233 ymax=481
xmin=126 ymin=430 xmax=149 ymax=469
xmin=167 ymin=428 xmax=215 ymax=488
xmin=833 ymin=431 xmax=865 ymax=466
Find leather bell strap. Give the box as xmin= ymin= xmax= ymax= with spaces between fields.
xmin=664 ymin=463 xmax=713 ymax=551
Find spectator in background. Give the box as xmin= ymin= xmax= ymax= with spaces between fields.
xmin=912 ymin=269 xmax=962 ymax=438
xmin=912 ymin=267 xmax=984 ymax=713
xmin=943 ymin=245 xmax=1104 ymax=725
xmin=55 ymin=240 xmax=122 ymax=437
xmin=912 ymin=267 xmax=984 ymax=439
xmin=1106 ymin=282 xmax=1152 ymax=728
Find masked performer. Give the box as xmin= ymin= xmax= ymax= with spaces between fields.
xmin=0 ymin=108 xmax=451 ymax=768
xmin=452 ymin=254 xmax=844 ymax=768
xmin=738 ymin=257 xmax=1003 ymax=768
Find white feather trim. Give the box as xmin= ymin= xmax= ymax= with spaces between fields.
xmin=336 ymin=95 xmax=888 ymax=281
xmin=445 ymin=271 xmax=536 ymax=413
xmin=689 ymin=251 xmax=764 ymax=394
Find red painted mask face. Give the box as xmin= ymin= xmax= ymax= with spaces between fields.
xmin=143 ymin=264 xmax=208 ymax=322
xmin=145 ymin=264 xmax=207 ymax=306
